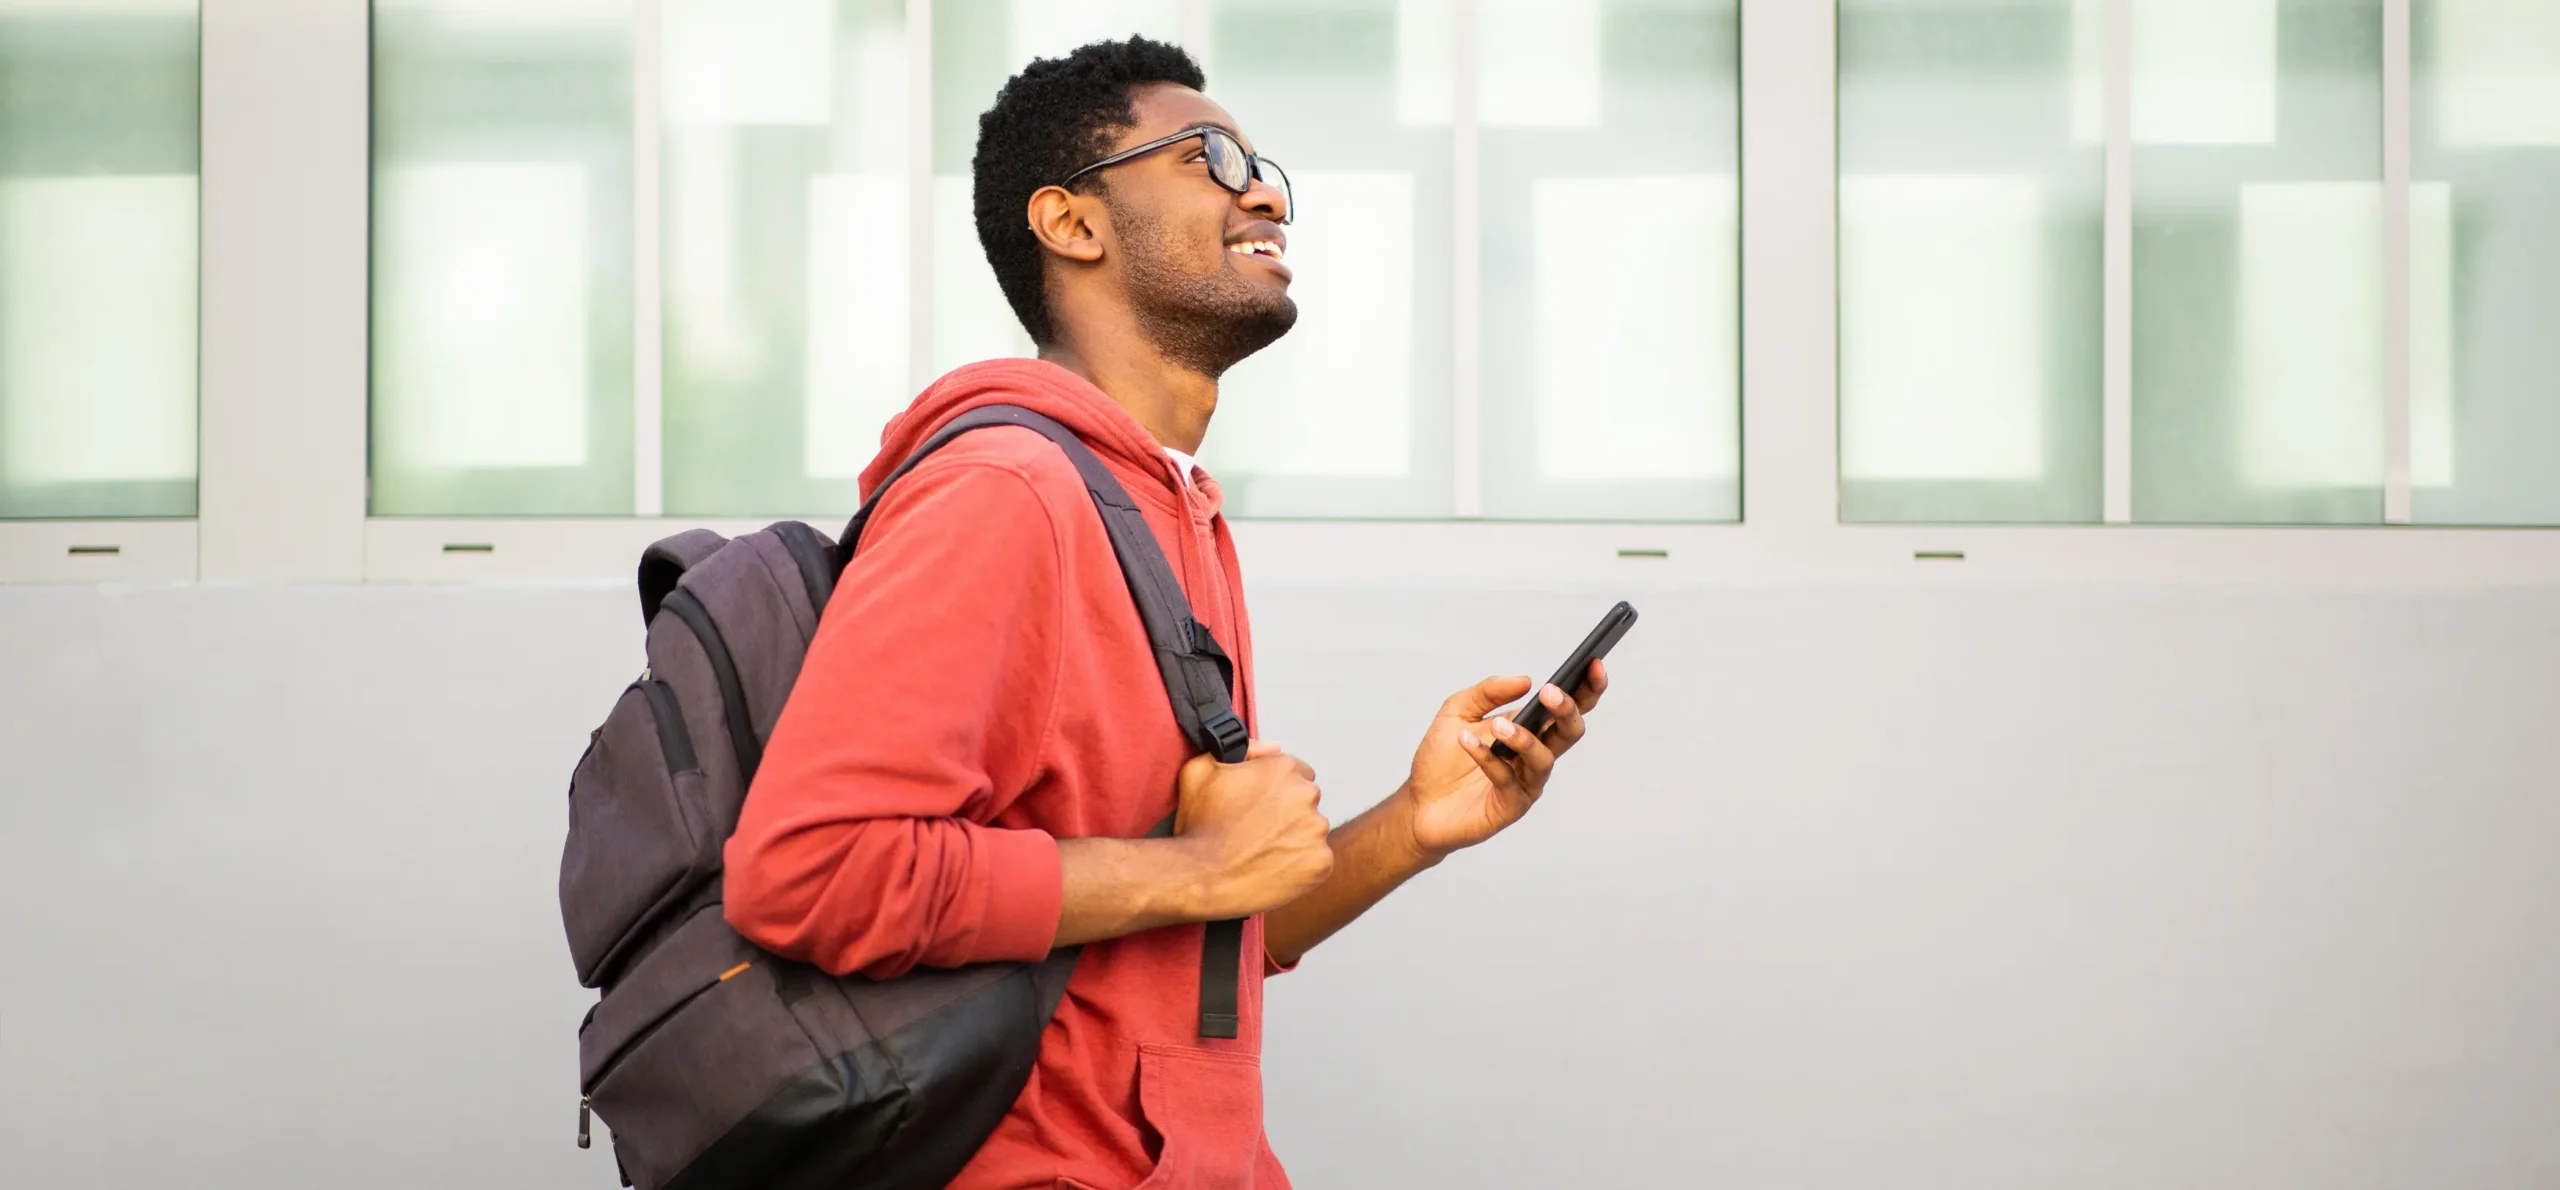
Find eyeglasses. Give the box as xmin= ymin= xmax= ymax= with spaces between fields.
xmin=1060 ymin=125 xmax=1294 ymax=225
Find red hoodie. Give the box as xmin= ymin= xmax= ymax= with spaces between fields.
xmin=723 ymin=359 xmax=1291 ymax=1190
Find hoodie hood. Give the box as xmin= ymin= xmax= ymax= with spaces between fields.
xmin=861 ymin=358 xmax=1193 ymax=509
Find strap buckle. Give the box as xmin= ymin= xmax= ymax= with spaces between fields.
xmin=1200 ymin=709 xmax=1250 ymax=763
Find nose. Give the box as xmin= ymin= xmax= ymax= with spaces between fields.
xmin=1239 ymin=174 xmax=1289 ymax=225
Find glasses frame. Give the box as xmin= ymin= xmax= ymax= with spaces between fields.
xmin=1058 ymin=124 xmax=1294 ymax=224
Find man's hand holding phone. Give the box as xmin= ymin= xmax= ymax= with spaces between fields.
xmin=1393 ymin=602 xmax=1630 ymax=863
xmin=1395 ymin=666 xmax=1609 ymax=862
xmin=1252 ymin=603 xmax=1631 ymax=967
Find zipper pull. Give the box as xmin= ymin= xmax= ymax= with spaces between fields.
xmin=578 ymin=1096 xmax=593 ymax=1149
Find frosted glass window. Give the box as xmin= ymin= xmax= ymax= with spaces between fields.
xmin=928 ymin=0 xmax=1456 ymax=517
xmin=1205 ymin=171 xmax=1418 ymax=484
xmin=1838 ymin=0 xmax=2102 ymax=523
xmin=1840 ymin=176 xmax=2050 ymax=484
xmin=375 ymin=163 xmax=593 ymax=473
xmin=2411 ymin=0 xmax=2560 ymax=524
xmin=2411 ymin=183 xmax=2456 ymax=492
xmin=1008 ymin=0 xmax=1178 ymax=68
xmin=801 ymin=173 xmax=911 ymax=483
xmin=662 ymin=0 xmax=835 ymax=127
xmin=1478 ymin=0 xmax=1737 ymax=521
xmin=1196 ymin=0 xmax=1454 ymax=517
xmin=1528 ymin=177 xmax=1735 ymax=485
xmin=0 ymin=1 xmax=199 ymax=520
xmin=2130 ymin=0 xmax=2382 ymax=525
xmin=371 ymin=0 xmax=635 ymax=517
xmin=2070 ymin=0 xmax=2281 ymax=146
xmin=659 ymin=0 xmax=909 ymax=516
xmin=2232 ymin=183 xmax=2386 ymax=491
xmin=1398 ymin=0 xmax=1605 ymax=128
xmin=930 ymin=175 xmax=1033 ymax=376
xmin=2428 ymin=0 xmax=2560 ymax=147
xmin=919 ymin=1 xmax=1730 ymax=521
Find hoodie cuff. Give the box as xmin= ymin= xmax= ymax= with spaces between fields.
xmin=974 ymin=824 xmax=1065 ymax=963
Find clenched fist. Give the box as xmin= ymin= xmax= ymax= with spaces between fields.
xmin=1173 ymin=742 xmax=1333 ymax=920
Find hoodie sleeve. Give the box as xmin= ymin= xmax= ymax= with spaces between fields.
xmin=723 ymin=457 xmax=1068 ymax=979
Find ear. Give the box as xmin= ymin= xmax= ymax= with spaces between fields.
xmin=1026 ymin=185 xmax=1107 ymax=265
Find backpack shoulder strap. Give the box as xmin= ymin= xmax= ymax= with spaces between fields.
xmin=834 ymin=405 xmax=1251 ymax=766
xmin=836 ymin=404 xmax=1250 ymax=1041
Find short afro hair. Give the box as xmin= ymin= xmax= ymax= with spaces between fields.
xmin=971 ymin=36 xmax=1207 ymax=346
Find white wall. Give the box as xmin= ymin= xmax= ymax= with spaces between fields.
xmin=3 ymin=578 xmax=2557 ymax=1188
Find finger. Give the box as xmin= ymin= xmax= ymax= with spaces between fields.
xmin=1442 ymin=674 xmax=1536 ymax=722
xmin=1454 ymin=724 xmax=1517 ymax=783
xmin=1464 ymin=720 xmax=1551 ymax=795
xmin=1576 ymin=661 xmax=1609 ymax=712
xmin=1179 ymin=751 xmax=1223 ymax=783
xmin=1538 ymin=683 xmax=1589 ymax=753
xmin=1246 ymin=739 xmax=1284 ymax=760
xmin=1485 ymin=715 xmax=1558 ymax=787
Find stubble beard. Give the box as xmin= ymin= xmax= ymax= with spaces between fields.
xmin=1115 ymin=207 xmax=1299 ymax=380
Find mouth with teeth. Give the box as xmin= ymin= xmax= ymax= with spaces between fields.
xmin=1228 ymin=239 xmax=1285 ymax=263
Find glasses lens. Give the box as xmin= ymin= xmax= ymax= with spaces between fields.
xmin=1254 ymin=157 xmax=1293 ymax=222
xmin=1200 ymin=128 xmax=1248 ymax=192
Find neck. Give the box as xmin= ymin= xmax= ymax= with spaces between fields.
xmin=1037 ymin=328 xmax=1218 ymax=455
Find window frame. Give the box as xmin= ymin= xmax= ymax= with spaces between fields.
xmin=0 ymin=0 xmax=205 ymax=582
xmin=10 ymin=0 xmax=2560 ymax=589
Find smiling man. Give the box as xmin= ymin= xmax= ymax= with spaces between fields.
xmin=722 ymin=36 xmax=1607 ymax=1190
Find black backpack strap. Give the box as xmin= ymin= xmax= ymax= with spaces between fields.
xmin=837 ymin=404 xmax=1254 ymax=1039
xmin=1195 ymin=915 xmax=1246 ymax=1039
xmin=1004 ymin=418 xmax=1252 ymax=767
xmin=836 ymin=405 xmax=1252 ymax=766
xmin=766 ymin=520 xmax=837 ymax=622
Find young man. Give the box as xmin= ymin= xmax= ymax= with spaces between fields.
xmin=723 ymin=36 xmax=1607 ymax=1190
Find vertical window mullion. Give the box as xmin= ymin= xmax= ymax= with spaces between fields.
xmin=1450 ymin=0 xmax=1482 ymax=518
xmin=2383 ymin=0 xmax=2414 ymax=525
xmin=909 ymin=0 xmax=937 ymax=397
xmin=2103 ymin=0 xmax=2133 ymax=524
xmin=1740 ymin=0 xmax=1836 ymax=538
xmin=632 ymin=0 xmax=666 ymax=518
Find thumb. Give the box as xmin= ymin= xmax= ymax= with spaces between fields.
xmin=1245 ymin=739 xmax=1285 ymax=761
xmin=1442 ymin=674 xmax=1535 ymax=721
xmin=1178 ymin=749 xmax=1225 ymax=786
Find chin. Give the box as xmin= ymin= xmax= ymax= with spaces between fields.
xmin=1130 ymin=266 xmax=1302 ymax=376
xmin=1232 ymin=297 xmax=1299 ymax=360
xmin=1255 ymin=293 xmax=1299 ymax=331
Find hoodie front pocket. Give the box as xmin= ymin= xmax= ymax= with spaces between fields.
xmin=1130 ymin=1043 xmax=1265 ymax=1190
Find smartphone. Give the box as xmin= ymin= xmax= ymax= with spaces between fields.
xmin=1491 ymin=600 xmax=1637 ymax=760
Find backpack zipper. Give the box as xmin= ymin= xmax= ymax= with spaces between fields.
xmin=576 ymin=968 xmax=734 ymax=1137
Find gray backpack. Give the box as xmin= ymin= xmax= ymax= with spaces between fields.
xmin=560 ymin=405 xmax=1252 ymax=1190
